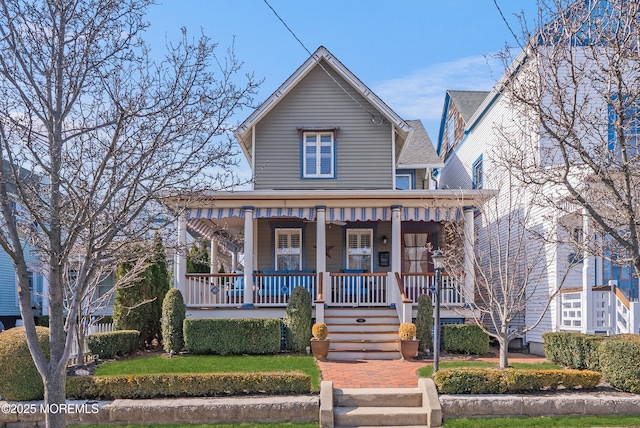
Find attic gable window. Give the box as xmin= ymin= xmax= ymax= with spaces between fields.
xmin=302 ymin=130 xmax=335 ymax=178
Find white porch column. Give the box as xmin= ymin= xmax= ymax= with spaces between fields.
xmin=231 ymin=251 xmax=238 ymax=272
xmin=463 ymin=206 xmax=476 ymax=304
xmin=243 ymin=207 xmax=254 ymax=307
xmin=391 ymin=205 xmax=402 ymax=275
xmin=582 ymin=211 xmax=593 ymax=334
xmin=210 ymin=240 xmax=218 ymax=274
xmin=316 ymin=206 xmax=327 ymax=276
xmin=176 ymin=213 xmax=187 ymax=294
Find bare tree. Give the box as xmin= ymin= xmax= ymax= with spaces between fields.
xmin=0 ymin=1 xmax=258 ymax=426
xmin=443 ymin=177 xmax=577 ymax=369
xmin=495 ymin=0 xmax=640 ymax=297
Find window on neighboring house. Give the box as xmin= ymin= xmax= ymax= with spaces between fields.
xmin=395 ymin=174 xmax=412 ymax=190
xmin=472 ymin=155 xmax=483 ymax=189
xmin=275 ymin=228 xmax=302 ymax=270
xmin=608 ymin=96 xmax=640 ymax=158
xmin=446 ymin=116 xmax=455 ymax=153
xmin=15 ymin=270 xmax=37 ymax=307
xmin=97 ymin=273 xmax=116 ymax=306
xmin=346 ymin=229 xmax=373 ymax=271
xmin=303 ymin=131 xmax=335 ymax=178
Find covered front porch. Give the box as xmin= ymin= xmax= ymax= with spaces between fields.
xmin=172 ymin=189 xmax=489 ymax=323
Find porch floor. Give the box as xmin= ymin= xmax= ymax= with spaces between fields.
xmin=317 ymin=351 xmax=548 ymax=388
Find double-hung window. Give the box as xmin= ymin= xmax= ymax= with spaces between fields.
xmin=275 ymin=228 xmax=302 ymax=270
xmin=303 ymin=131 xmax=335 ymax=178
xmin=346 ymin=229 xmax=373 ymax=271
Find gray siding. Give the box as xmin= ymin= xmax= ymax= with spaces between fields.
xmin=254 ymin=62 xmax=393 ymax=190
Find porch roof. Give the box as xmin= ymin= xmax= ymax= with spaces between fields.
xmin=167 ymin=189 xmax=495 ymax=236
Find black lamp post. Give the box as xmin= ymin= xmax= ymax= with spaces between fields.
xmin=432 ymin=249 xmax=445 ymax=373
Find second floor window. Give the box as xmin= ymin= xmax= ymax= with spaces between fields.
xmin=303 ymin=131 xmax=335 ymax=178
xmin=608 ymin=96 xmax=640 ymax=159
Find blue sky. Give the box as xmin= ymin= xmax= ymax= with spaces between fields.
xmin=145 ymin=0 xmax=539 ymax=158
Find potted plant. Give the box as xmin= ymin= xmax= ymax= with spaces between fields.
xmin=310 ymin=322 xmax=330 ymax=360
xmin=398 ymin=322 xmax=419 ymax=360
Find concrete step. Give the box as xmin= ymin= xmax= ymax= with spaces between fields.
xmin=334 ymin=388 xmax=422 ymax=408
xmin=329 ymin=349 xmax=401 ymax=360
xmin=330 ymin=330 xmax=399 ymax=339
xmin=330 ymin=340 xmax=399 ymax=351
xmin=334 ymin=406 xmax=428 ymax=427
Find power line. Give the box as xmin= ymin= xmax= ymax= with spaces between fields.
xmin=262 ymin=0 xmax=386 ymax=125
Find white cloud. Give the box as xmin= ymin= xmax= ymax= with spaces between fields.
xmin=372 ymin=55 xmax=504 ymax=139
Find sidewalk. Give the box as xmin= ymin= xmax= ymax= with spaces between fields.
xmin=317 ymin=352 xmax=549 ymax=389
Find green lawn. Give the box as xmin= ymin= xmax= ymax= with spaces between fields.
xmin=444 ymin=415 xmax=640 ymax=427
xmin=94 ymin=354 xmax=322 ymax=391
xmin=417 ymin=360 xmax=562 ymax=378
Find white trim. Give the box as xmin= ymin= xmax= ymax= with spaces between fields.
xmin=391 ymin=126 xmax=396 ymax=189
xmin=251 ymin=124 xmax=256 ymax=189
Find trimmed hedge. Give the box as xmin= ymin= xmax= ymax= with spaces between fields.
xmin=543 ymin=331 xmax=604 ymax=370
xmin=184 ymin=318 xmax=281 ymax=355
xmin=66 ymin=372 xmax=310 ymax=399
xmin=87 ymin=330 xmax=140 ymax=359
xmin=442 ymin=324 xmax=489 ymax=355
xmin=434 ymin=368 xmax=601 ymax=394
xmin=599 ymin=334 xmax=640 ymax=393
xmin=0 ymin=326 xmax=50 ymax=401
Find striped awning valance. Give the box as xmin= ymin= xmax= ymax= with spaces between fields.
xmin=187 ymin=206 xmax=462 ymax=222
xmin=187 ymin=207 xmax=316 ymax=220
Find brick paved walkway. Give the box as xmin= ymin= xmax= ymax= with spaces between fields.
xmin=317 ymin=352 xmax=549 ymax=389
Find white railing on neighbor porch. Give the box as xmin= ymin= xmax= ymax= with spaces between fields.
xmin=559 ymin=284 xmax=640 ymax=335
xmin=402 ymin=273 xmax=464 ymax=306
xmin=69 ymin=322 xmax=115 ymax=365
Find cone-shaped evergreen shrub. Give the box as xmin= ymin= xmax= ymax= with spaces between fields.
xmin=416 ymin=293 xmax=434 ymax=352
xmin=283 ymin=286 xmax=312 ymax=352
xmin=162 ymin=288 xmax=186 ymax=353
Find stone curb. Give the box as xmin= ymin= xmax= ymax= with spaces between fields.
xmin=0 ymin=396 xmax=319 ymax=427
xmin=440 ymin=393 xmax=640 ymax=419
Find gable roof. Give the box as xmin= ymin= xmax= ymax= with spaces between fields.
xmin=234 ymin=46 xmax=412 ymax=165
xmin=398 ymin=120 xmax=442 ymax=168
xmin=447 ymin=90 xmax=490 ymax=122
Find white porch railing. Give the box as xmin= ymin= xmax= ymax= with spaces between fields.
xmin=401 ymin=273 xmax=464 ymax=306
xmin=183 ymin=272 xmax=464 ymax=308
xmin=328 ymin=273 xmax=388 ymax=306
xmin=70 ymin=322 xmax=115 ymax=364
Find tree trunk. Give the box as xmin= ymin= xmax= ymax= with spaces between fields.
xmin=43 ymin=367 xmax=66 ymax=428
xmin=498 ymin=337 xmax=509 ymax=369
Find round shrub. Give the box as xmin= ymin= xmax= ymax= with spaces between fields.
xmin=0 ymin=326 xmax=50 ymax=401
xmin=416 ymin=294 xmax=434 ymax=351
xmin=162 ymin=288 xmax=186 ymax=353
xmin=283 ymin=286 xmax=312 ymax=353
xmin=599 ymin=334 xmax=640 ymax=393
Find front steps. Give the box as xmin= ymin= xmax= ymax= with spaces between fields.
xmin=320 ymin=379 xmax=442 ymax=428
xmin=325 ymin=307 xmax=401 ymax=360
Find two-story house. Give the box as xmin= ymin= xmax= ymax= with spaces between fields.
xmin=438 ymin=2 xmax=640 ymax=355
xmin=166 ymin=46 xmax=491 ymax=359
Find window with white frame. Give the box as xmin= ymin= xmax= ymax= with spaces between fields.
xmin=395 ymin=174 xmax=412 ymax=190
xmin=608 ymin=95 xmax=640 ymax=159
xmin=346 ymin=229 xmax=373 ymax=271
xmin=446 ymin=116 xmax=455 ymax=152
xmin=275 ymin=228 xmax=302 ymax=270
xmin=303 ymin=131 xmax=335 ymax=178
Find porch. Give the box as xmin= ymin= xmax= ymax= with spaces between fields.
xmin=171 ymin=189 xmax=491 ymax=324
xmin=559 ymin=281 xmax=640 ymax=335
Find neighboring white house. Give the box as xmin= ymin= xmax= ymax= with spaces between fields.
xmin=437 ymin=2 xmax=640 ymax=355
